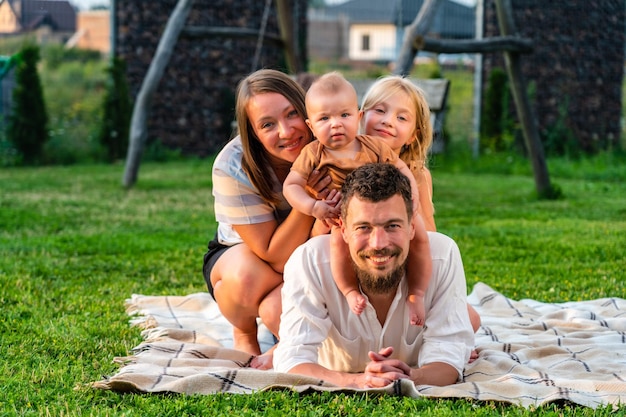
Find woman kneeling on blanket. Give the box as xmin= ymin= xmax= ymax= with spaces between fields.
xmin=202 ymin=69 xmax=334 ymax=369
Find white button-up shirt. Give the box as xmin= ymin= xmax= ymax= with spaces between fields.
xmin=274 ymin=232 xmax=474 ymax=380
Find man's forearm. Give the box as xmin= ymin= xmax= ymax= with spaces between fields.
xmin=409 ymin=362 xmax=460 ymax=386
xmin=288 ymin=363 xmax=363 ymax=388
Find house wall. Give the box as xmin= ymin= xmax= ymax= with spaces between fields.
xmin=0 ymin=1 xmax=20 ymax=33
xmin=482 ymin=0 xmax=625 ymax=153
xmin=76 ymin=10 xmax=109 ymax=54
xmin=307 ymin=17 xmax=346 ymax=61
xmin=115 ymin=0 xmax=308 ymax=156
xmin=348 ymin=24 xmax=396 ymax=61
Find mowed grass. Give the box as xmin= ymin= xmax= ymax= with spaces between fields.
xmin=1 ymin=156 xmax=625 ymax=416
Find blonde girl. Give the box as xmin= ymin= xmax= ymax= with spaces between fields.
xmin=360 ymin=76 xmax=436 ymax=231
xmin=361 ymin=75 xmax=482 ymax=339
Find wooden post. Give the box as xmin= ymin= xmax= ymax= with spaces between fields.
xmin=494 ymin=0 xmax=554 ymax=198
xmin=276 ymin=0 xmax=303 ymax=73
xmin=122 ymin=0 xmax=194 ymax=188
xmin=393 ymin=0 xmax=440 ymax=76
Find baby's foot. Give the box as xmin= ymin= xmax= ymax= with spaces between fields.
xmin=346 ymin=289 xmax=367 ymax=315
xmin=407 ymin=294 xmax=425 ymax=326
xmin=250 ymin=343 xmax=277 ymax=370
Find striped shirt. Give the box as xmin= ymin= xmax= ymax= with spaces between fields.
xmin=212 ymin=136 xmax=291 ymax=246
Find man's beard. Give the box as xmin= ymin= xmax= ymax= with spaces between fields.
xmin=353 ymin=248 xmax=407 ymax=294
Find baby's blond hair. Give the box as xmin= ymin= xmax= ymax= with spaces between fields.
xmin=306 ymin=71 xmax=357 ymax=110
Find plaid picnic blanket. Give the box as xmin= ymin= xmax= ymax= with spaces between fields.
xmin=93 ymin=283 xmax=626 ymax=409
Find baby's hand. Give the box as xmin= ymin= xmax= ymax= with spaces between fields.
xmin=312 ymin=200 xmax=340 ymax=223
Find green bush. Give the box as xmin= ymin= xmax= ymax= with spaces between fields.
xmin=41 ymin=43 xmax=102 ymax=70
xmin=6 ymin=43 xmax=49 ymax=165
xmin=98 ymin=57 xmax=132 ymax=162
xmin=542 ymin=98 xmax=579 ymax=158
xmin=41 ymin=52 xmax=107 ymax=165
xmin=481 ymin=67 xmax=514 ymax=152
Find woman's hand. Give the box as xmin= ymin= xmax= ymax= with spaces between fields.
xmin=305 ymin=168 xmax=332 ymax=199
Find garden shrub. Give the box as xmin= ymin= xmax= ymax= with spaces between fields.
xmin=481 ymin=67 xmax=514 ymax=152
xmin=6 ymin=43 xmax=49 ymax=165
xmin=98 ymin=57 xmax=132 ymax=162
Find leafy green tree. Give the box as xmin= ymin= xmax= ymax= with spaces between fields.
xmin=7 ymin=44 xmax=49 ymax=165
xmin=98 ymin=57 xmax=131 ymax=162
xmin=481 ymin=67 xmax=512 ymax=152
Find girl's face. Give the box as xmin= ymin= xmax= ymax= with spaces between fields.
xmin=246 ymin=92 xmax=311 ymax=163
xmin=362 ymin=90 xmax=417 ymax=154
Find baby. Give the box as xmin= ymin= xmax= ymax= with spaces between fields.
xmin=283 ymin=71 xmax=432 ymax=326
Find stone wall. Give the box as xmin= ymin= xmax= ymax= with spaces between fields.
xmin=482 ymin=1 xmax=625 ymax=153
xmin=114 ymin=0 xmax=308 ymax=156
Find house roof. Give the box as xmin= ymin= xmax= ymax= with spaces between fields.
xmin=9 ymin=0 xmax=76 ymax=32
xmin=322 ymin=0 xmax=475 ymax=39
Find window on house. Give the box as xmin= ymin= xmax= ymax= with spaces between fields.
xmin=361 ymin=34 xmax=370 ymax=51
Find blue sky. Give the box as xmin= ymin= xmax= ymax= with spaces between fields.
xmin=69 ymin=0 xmax=109 ymax=10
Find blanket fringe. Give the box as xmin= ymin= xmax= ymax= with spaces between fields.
xmin=113 ymin=355 xmax=137 ymax=365
xmin=124 ymin=294 xmax=147 ymax=316
xmin=140 ymin=327 xmax=170 ymax=342
xmin=129 ymin=315 xmax=158 ymax=330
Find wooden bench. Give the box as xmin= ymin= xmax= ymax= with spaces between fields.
xmin=348 ymin=78 xmax=450 ymax=154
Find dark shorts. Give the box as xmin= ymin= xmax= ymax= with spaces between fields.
xmin=202 ymin=234 xmax=234 ymax=298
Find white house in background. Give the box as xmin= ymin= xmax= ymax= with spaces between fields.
xmin=309 ymin=0 xmax=475 ymax=63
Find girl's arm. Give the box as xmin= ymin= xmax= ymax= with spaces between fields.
xmin=394 ymin=158 xmax=421 ymax=213
xmin=417 ymin=167 xmax=436 ymax=232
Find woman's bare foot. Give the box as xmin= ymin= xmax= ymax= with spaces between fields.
xmin=232 ymin=328 xmax=261 ymax=356
xmin=345 ymin=289 xmax=367 ymax=315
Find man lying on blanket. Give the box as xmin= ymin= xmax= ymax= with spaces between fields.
xmin=274 ymin=163 xmax=474 ymax=388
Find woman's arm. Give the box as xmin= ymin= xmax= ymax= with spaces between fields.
xmin=288 ymin=363 xmax=368 ymax=388
xmin=234 ymin=209 xmax=315 ymax=274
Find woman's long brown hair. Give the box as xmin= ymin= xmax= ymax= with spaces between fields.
xmin=235 ymin=69 xmax=309 ymax=205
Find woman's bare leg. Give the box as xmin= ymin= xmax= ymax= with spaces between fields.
xmin=211 ymin=244 xmax=282 ymax=355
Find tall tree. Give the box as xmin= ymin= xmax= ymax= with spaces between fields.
xmin=99 ymin=57 xmax=132 ymax=162
xmin=7 ymin=44 xmax=49 ymax=165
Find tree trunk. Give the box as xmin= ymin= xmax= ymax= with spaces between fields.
xmin=122 ymin=0 xmax=195 ymax=188
xmin=276 ymin=0 xmax=303 ymax=73
xmin=393 ymin=0 xmax=440 ymax=76
xmin=494 ymin=0 xmax=554 ymax=198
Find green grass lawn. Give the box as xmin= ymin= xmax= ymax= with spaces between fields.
xmin=1 ymin=156 xmax=625 ymax=416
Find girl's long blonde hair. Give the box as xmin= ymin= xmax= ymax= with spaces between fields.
xmin=360 ymin=75 xmax=433 ymax=175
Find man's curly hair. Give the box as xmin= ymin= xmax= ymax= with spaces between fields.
xmin=340 ymin=163 xmax=413 ymax=221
